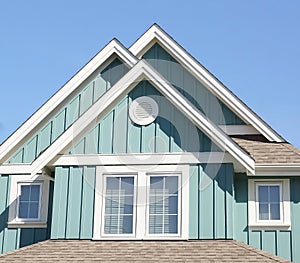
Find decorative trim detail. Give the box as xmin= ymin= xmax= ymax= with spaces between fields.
xmin=129 ymin=96 xmax=158 ymax=125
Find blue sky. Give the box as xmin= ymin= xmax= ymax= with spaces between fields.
xmin=0 ymin=1 xmax=299 ymax=148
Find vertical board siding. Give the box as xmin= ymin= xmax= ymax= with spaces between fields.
xmin=0 ymin=175 xmax=52 ymax=254
xmin=143 ymin=43 xmax=245 ymax=126
xmin=189 ymin=164 xmax=233 ymax=240
xmin=233 ymin=174 xmax=297 ymax=262
xmin=7 ymin=58 xmax=129 ymax=164
xmin=68 ymin=81 xmax=220 ymax=155
xmin=291 ymin=177 xmax=300 ymax=263
xmin=51 ymin=166 xmax=96 ymax=239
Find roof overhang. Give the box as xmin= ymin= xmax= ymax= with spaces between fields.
xmin=253 ymin=163 xmax=300 ymax=176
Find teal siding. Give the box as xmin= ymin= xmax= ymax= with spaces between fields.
xmin=233 ymin=174 xmax=298 ymax=262
xmin=8 ymin=58 xmax=129 ymax=164
xmin=68 ymin=81 xmax=220 ymax=154
xmin=143 ymin=43 xmax=245 ymax=126
xmin=51 ymin=166 xmax=96 ymax=239
xmin=0 ymin=175 xmax=53 ymax=254
xmin=189 ymin=163 xmax=234 ymax=239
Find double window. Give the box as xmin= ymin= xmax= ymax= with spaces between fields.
xmin=94 ymin=165 xmax=189 ymax=239
xmin=248 ymin=179 xmax=290 ymax=228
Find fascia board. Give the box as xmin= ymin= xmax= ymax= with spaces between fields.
xmin=30 ymin=60 xmax=255 ymax=175
xmin=129 ymin=24 xmax=284 ymax=143
xmin=0 ymin=39 xmax=138 ymax=164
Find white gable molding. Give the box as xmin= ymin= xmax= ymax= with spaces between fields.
xmin=0 ymin=39 xmax=138 ymax=164
xmin=129 ymin=24 xmax=284 ymax=143
xmin=28 ymin=60 xmax=255 ymax=175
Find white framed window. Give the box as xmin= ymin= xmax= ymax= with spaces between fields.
xmin=102 ymin=174 xmax=136 ymax=237
xmin=248 ymin=179 xmax=290 ymax=228
xmin=93 ymin=165 xmax=189 ymax=239
xmin=17 ymin=183 xmax=42 ymax=221
xmin=8 ymin=175 xmax=50 ymax=228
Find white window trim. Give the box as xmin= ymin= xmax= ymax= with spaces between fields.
xmin=145 ymin=172 xmax=181 ymax=238
xmin=248 ymin=179 xmax=290 ymax=229
xmin=8 ymin=174 xmax=50 ymax=228
xmin=93 ymin=164 xmax=189 ymax=240
xmin=101 ymin=173 xmax=137 ymax=238
xmin=16 ymin=182 xmax=43 ymax=221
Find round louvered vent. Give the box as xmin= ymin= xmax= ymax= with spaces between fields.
xmin=129 ymin=96 xmax=158 ymax=126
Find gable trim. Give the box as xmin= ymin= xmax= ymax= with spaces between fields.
xmin=0 ymin=39 xmax=138 ymax=164
xmin=27 ymin=60 xmax=254 ymax=175
xmin=129 ymin=24 xmax=284 ymax=142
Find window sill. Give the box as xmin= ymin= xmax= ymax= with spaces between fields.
xmin=8 ymin=221 xmax=47 ymax=228
xmin=248 ymin=223 xmax=291 ymax=230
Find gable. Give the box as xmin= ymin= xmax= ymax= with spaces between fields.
xmin=7 ymin=57 xmax=129 ymax=164
xmin=143 ymin=43 xmax=245 ymax=126
xmin=130 ymin=24 xmax=284 ymax=142
xmin=68 ymin=80 xmax=220 ymax=155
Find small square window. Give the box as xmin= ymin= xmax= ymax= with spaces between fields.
xmin=18 ymin=184 xmax=42 ymax=220
xmin=248 ymin=179 xmax=290 ymax=228
xmin=8 ymin=175 xmax=50 ymax=228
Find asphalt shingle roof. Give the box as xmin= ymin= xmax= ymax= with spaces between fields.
xmin=232 ymin=137 xmax=300 ymax=164
xmin=0 ymin=239 xmax=291 ymax=262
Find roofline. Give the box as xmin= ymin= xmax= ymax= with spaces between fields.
xmin=0 ymin=39 xmax=138 ymax=164
xmin=129 ymin=24 xmax=285 ymax=143
xmin=28 ymin=60 xmax=255 ymax=175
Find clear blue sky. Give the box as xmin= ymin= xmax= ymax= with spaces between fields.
xmin=0 ymin=1 xmax=299 ymax=148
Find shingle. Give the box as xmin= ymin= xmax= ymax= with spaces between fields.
xmin=0 ymin=239 xmax=291 ymax=262
xmin=232 ymin=137 xmax=300 ymax=164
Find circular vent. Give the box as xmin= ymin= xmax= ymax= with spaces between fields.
xmin=129 ymin=96 xmax=159 ymax=125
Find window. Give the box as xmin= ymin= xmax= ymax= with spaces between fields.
xmin=103 ymin=176 xmax=135 ymax=235
xmin=8 ymin=175 xmax=50 ymax=228
xmin=18 ymin=183 xmax=42 ymax=220
xmin=248 ymin=179 xmax=290 ymax=228
xmin=148 ymin=176 xmax=178 ymax=235
xmin=94 ymin=165 xmax=189 ymax=239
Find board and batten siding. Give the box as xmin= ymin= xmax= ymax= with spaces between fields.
xmin=7 ymin=58 xmax=129 ymax=164
xmin=143 ymin=43 xmax=245 ymax=126
xmin=51 ymin=166 xmax=96 ymax=239
xmin=68 ymin=80 xmax=220 ymax=155
xmin=0 ymin=175 xmax=53 ymax=254
xmin=189 ymin=164 xmax=234 ymax=239
xmin=234 ymin=174 xmax=300 ymax=262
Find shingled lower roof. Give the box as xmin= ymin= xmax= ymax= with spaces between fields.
xmin=232 ymin=137 xmax=300 ymax=164
xmin=0 ymin=240 xmax=290 ymax=262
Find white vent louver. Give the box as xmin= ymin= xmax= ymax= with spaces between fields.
xmin=129 ymin=96 xmax=159 ymax=126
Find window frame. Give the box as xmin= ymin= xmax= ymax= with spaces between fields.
xmin=93 ymin=165 xmax=189 ymax=240
xmin=16 ymin=182 xmax=43 ymax=221
xmin=101 ymin=173 xmax=137 ymax=238
xmin=8 ymin=174 xmax=50 ymax=228
xmin=145 ymin=173 xmax=181 ymax=237
xmin=248 ymin=179 xmax=290 ymax=229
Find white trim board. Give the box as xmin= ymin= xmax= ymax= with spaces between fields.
xmin=218 ymin=125 xmax=260 ymax=135
xmin=52 ymin=152 xmax=233 ymax=167
xmin=129 ymin=24 xmax=284 ymax=142
xmin=28 ymin=60 xmax=254 ymax=175
xmin=0 ymin=39 xmax=138 ymax=164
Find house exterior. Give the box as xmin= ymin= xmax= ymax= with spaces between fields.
xmin=0 ymin=24 xmax=299 ymax=262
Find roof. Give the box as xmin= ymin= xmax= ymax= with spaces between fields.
xmin=233 ymin=136 xmax=300 ymax=164
xmin=0 ymin=240 xmax=290 ymax=262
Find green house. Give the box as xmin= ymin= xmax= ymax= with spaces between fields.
xmin=0 ymin=24 xmax=299 ymax=262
